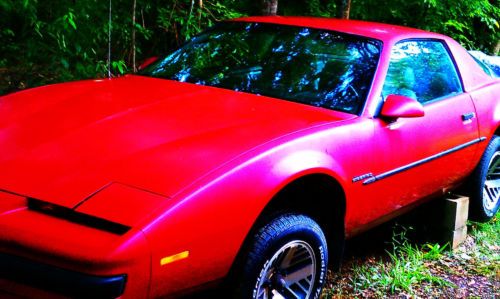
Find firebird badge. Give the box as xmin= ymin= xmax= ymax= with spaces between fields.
xmin=352 ymin=173 xmax=374 ymax=183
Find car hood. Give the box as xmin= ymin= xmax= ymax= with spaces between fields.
xmin=0 ymin=75 xmax=352 ymax=208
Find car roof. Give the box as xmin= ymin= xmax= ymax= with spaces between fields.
xmin=232 ymin=16 xmax=441 ymax=42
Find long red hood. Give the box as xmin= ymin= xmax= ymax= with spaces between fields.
xmin=0 ymin=76 xmax=351 ymax=207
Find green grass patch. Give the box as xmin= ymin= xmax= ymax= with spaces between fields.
xmin=347 ymin=227 xmax=452 ymax=296
xmin=324 ymin=216 xmax=499 ymax=298
xmin=463 ymin=217 xmax=499 ymax=277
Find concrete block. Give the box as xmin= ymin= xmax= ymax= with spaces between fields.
xmin=439 ymin=194 xmax=469 ymax=249
xmin=441 ymin=194 xmax=469 ymax=231
xmin=442 ymin=225 xmax=468 ymax=250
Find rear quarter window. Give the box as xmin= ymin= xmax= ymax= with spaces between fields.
xmin=468 ymin=52 xmax=497 ymax=77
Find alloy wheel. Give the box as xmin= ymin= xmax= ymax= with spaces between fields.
xmin=483 ymin=151 xmax=500 ymax=212
xmin=255 ymin=240 xmax=316 ymax=299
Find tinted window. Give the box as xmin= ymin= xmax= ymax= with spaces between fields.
xmin=382 ymin=40 xmax=462 ymax=104
xmin=140 ymin=22 xmax=382 ymax=114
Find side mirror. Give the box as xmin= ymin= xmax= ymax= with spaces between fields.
xmin=138 ymin=56 xmax=159 ymax=71
xmin=380 ymin=94 xmax=425 ymax=120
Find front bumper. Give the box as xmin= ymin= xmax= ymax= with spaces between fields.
xmin=0 ymin=253 xmax=126 ymax=298
xmin=0 ymin=190 xmax=153 ymax=298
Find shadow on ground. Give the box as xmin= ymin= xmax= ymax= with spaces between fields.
xmin=344 ymin=198 xmax=448 ymax=259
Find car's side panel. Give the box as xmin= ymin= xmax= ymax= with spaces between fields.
xmin=356 ymin=35 xmax=483 ymax=233
xmin=444 ymin=36 xmax=500 ymax=164
xmin=350 ymin=94 xmax=480 ymax=230
xmin=445 ymin=37 xmax=494 ymax=92
xmin=469 ymin=82 xmax=500 ymax=151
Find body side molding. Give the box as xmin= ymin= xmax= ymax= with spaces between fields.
xmin=362 ymin=137 xmax=486 ymax=185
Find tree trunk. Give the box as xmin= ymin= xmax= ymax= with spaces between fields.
xmin=262 ymin=0 xmax=278 ymax=16
xmin=198 ymin=0 xmax=203 ymax=26
xmin=341 ymin=0 xmax=351 ymax=19
xmin=132 ymin=0 xmax=137 ymax=72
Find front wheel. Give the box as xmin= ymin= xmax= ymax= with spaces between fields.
xmin=469 ymin=135 xmax=500 ymax=222
xmin=234 ymin=214 xmax=328 ymax=299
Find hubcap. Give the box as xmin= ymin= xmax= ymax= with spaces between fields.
xmin=484 ymin=152 xmax=500 ymax=212
xmin=255 ymin=241 xmax=316 ymax=299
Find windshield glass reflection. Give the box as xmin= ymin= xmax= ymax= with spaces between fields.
xmin=140 ymin=22 xmax=381 ymax=114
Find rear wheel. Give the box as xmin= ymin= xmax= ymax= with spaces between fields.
xmin=469 ymin=135 xmax=500 ymax=221
xmin=233 ymin=214 xmax=328 ymax=299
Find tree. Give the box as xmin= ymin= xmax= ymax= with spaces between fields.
xmin=132 ymin=0 xmax=137 ymax=72
xmin=262 ymin=0 xmax=278 ymax=15
xmin=339 ymin=0 xmax=352 ymax=19
xmin=350 ymin=0 xmax=499 ymax=53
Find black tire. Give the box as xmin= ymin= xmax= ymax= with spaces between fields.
xmin=469 ymin=135 xmax=500 ymax=222
xmin=233 ymin=214 xmax=328 ymax=299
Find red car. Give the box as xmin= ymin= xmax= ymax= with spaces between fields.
xmin=0 ymin=16 xmax=499 ymax=299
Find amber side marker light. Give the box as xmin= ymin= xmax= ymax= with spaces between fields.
xmin=160 ymin=251 xmax=190 ymax=266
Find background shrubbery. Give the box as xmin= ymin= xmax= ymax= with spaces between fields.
xmin=0 ymin=0 xmax=498 ymax=95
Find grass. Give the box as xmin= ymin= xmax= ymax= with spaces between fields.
xmin=463 ymin=217 xmax=500 ymax=277
xmin=346 ymin=227 xmax=451 ymax=296
xmin=323 ymin=216 xmax=499 ymax=298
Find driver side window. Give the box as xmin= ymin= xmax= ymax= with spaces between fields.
xmin=382 ymin=40 xmax=462 ymax=104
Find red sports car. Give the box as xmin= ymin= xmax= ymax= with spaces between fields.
xmin=0 ymin=17 xmax=499 ymax=299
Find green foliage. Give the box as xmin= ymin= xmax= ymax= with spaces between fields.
xmin=0 ymin=0 xmax=498 ymax=95
xmin=422 ymin=243 xmax=448 ymax=260
xmin=349 ymin=227 xmax=452 ymax=296
xmin=0 ymin=0 xmax=243 ymax=94
xmin=156 ymin=0 xmax=243 ymax=44
xmin=279 ymin=0 xmax=337 ymax=17
xmin=350 ymin=0 xmax=499 ymax=54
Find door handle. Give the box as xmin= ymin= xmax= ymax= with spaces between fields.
xmin=462 ymin=112 xmax=475 ymax=121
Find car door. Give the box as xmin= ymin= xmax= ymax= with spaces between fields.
xmin=352 ymin=40 xmax=481 ymax=227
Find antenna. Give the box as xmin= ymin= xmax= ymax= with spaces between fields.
xmin=107 ymin=0 xmax=112 ymax=78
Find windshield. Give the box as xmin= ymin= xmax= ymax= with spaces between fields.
xmin=140 ymin=22 xmax=382 ymax=114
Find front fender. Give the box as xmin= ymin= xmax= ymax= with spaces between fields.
xmin=140 ymin=141 xmax=349 ymax=297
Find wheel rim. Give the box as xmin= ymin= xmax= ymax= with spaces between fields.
xmin=255 ymin=240 xmax=316 ymax=299
xmin=483 ymin=151 xmax=500 ymax=212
